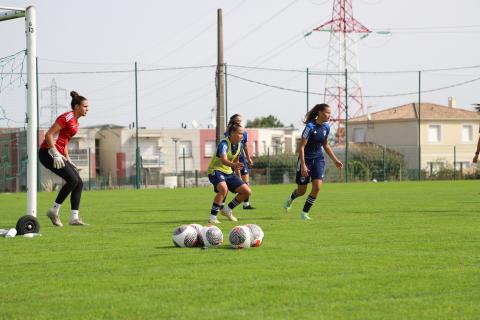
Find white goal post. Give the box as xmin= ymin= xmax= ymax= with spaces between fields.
xmin=0 ymin=6 xmax=37 ymax=217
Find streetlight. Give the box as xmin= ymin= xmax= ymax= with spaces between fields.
xmin=171 ymin=137 xmax=180 ymax=174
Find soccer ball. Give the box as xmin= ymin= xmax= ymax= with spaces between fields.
xmin=172 ymin=225 xmax=198 ymax=248
xmin=245 ymin=224 xmax=264 ymax=247
xmin=189 ymin=223 xmax=204 ymax=247
xmin=200 ymin=225 xmax=223 ymax=248
xmin=229 ymin=226 xmax=251 ymax=249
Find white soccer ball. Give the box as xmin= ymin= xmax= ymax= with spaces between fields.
xmin=172 ymin=225 xmax=198 ymax=248
xmin=200 ymin=225 xmax=223 ymax=248
xmin=229 ymin=226 xmax=251 ymax=249
xmin=245 ymin=224 xmax=264 ymax=247
xmin=189 ymin=223 xmax=204 ymax=247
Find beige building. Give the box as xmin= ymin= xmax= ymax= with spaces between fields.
xmin=347 ymin=100 xmax=480 ymax=171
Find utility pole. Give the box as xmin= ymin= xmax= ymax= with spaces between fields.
xmin=216 ymin=8 xmax=225 ymax=145
xmin=312 ymin=0 xmax=370 ymax=144
xmin=41 ymin=78 xmax=67 ymax=126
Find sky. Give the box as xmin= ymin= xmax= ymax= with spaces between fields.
xmin=0 ymin=0 xmax=479 ymax=130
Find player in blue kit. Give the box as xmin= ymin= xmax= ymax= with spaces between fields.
xmin=283 ymin=104 xmax=343 ymax=220
xmin=226 ymin=114 xmax=255 ymax=209
xmin=207 ymin=123 xmax=252 ymax=224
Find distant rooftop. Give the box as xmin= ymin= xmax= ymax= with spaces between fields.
xmin=349 ymin=103 xmax=480 ymax=123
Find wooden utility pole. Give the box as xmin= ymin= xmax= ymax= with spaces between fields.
xmin=216 ymin=8 xmax=225 ymax=145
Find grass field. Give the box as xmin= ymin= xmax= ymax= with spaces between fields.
xmin=1 ymin=181 xmax=479 ymax=319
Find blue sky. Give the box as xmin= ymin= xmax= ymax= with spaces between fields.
xmin=1 ymin=0 xmax=479 ymax=129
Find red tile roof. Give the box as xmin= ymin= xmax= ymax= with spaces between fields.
xmin=348 ymin=103 xmax=480 ymax=123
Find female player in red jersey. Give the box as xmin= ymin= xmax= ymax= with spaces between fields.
xmin=39 ymin=91 xmax=89 ymax=226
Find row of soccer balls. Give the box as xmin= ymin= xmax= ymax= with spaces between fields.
xmin=172 ymin=223 xmax=264 ymax=249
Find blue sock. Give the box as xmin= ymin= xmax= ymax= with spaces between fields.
xmin=228 ymin=198 xmax=240 ymax=210
xmin=210 ymin=203 xmax=221 ymax=216
xmin=290 ymin=190 xmax=298 ymax=201
xmin=302 ymin=195 xmax=316 ymax=213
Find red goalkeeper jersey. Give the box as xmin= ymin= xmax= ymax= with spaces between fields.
xmin=40 ymin=111 xmax=79 ymax=156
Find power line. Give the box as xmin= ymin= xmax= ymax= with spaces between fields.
xmin=227 ymin=72 xmax=480 ymax=98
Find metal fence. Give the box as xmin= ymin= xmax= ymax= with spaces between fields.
xmin=1 ymin=128 xmax=479 ymax=193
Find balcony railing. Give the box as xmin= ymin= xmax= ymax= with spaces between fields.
xmin=69 ymin=149 xmax=89 ymax=166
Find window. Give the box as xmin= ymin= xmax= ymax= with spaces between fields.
xmin=204 ymin=141 xmax=216 ymax=157
xmin=353 ymin=127 xmax=365 ymax=142
xmin=178 ymin=140 xmax=192 ymax=157
xmin=69 ymin=140 xmax=79 ymax=150
xmin=428 ymin=125 xmax=441 ymax=143
xmin=462 ymin=125 xmax=473 ymax=142
xmin=252 ymin=141 xmax=257 ymax=156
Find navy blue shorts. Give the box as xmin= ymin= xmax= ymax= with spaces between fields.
xmin=208 ymin=170 xmax=245 ymax=193
xmin=295 ymin=157 xmax=325 ymax=185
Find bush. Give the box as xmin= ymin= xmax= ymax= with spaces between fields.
xmin=254 ymin=154 xmax=297 ymax=183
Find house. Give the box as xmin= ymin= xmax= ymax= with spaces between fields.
xmin=346 ymin=99 xmax=480 ymax=172
xmin=91 ymin=125 xmax=299 ymax=186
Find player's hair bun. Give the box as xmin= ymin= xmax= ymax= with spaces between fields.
xmin=70 ymin=91 xmax=79 ymax=98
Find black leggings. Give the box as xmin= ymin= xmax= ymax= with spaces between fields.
xmin=39 ymin=148 xmax=83 ymax=210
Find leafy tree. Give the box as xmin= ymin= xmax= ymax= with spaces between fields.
xmin=246 ymin=115 xmax=284 ymax=128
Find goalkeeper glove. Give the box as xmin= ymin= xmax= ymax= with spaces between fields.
xmin=48 ymin=148 xmax=65 ymax=169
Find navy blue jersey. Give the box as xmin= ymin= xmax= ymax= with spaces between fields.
xmin=224 ymin=130 xmax=248 ymax=162
xmin=216 ymin=139 xmax=243 ymax=158
xmin=301 ymin=121 xmax=330 ymax=159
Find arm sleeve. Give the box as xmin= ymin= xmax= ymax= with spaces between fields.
xmin=55 ymin=114 xmax=67 ymax=128
xmin=301 ymin=124 xmax=312 ymax=140
xmin=216 ymin=141 xmax=228 ymax=157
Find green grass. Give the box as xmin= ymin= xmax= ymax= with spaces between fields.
xmin=1 ymin=181 xmax=479 ymax=319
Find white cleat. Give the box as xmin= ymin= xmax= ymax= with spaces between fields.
xmin=283 ymin=197 xmax=293 ymax=212
xmin=220 ymin=208 xmax=238 ymax=222
xmin=69 ymin=219 xmax=89 ymax=226
xmin=300 ymin=212 xmax=311 ymax=220
xmin=46 ymin=209 xmax=63 ymax=227
xmin=208 ymin=217 xmax=221 ymax=224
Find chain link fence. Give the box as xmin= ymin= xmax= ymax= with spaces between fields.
xmin=2 ymin=128 xmax=477 ymax=193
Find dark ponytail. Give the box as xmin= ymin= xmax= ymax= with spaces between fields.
xmin=70 ymin=91 xmax=87 ymax=110
xmin=227 ymin=114 xmax=241 ymax=128
xmin=227 ymin=123 xmax=242 ymax=137
xmin=303 ymin=103 xmax=329 ymax=124
xmin=226 ymin=114 xmax=242 ymax=135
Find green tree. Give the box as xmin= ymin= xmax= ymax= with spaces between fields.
xmin=246 ymin=115 xmax=284 ymax=128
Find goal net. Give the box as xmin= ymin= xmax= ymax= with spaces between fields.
xmin=0 ymin=6 xmax=37 ymax=216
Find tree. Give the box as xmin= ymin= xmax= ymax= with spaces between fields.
xmin=246 ymin=115 xmax=284 ymax=128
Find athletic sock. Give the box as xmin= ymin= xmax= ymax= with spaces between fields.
xmin=243 ymin=200 xmax=250 ymax=207
xmin=71 ymin=210 xmax=79 ymax=220
xmin=290 ymin=190 xmax=298 ymax=201
xmin=302 ymin=195 xmax=316 ymax=213
xmin=227 ymin=198 xmax=240 ymax=210
xmin=210 ymin=203 xmax=222 ymax=216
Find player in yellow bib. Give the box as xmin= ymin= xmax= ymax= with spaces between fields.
xmin=207 ymin=123 xmax=252 ymax=224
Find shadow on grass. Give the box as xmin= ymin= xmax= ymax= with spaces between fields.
xmin=119 ymin=209 xmax=189 ymax=213
xmin=155 ymin=245 xmax=240 ymax=251
xmin=119 ymin=220 xmax=199 ymax=225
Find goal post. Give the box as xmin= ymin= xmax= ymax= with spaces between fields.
xmin=0 ymin=5 xmax=38 ymax=217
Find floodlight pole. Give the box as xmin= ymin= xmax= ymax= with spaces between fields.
xmin=26 ymin=6 xmax=38 ymax=217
